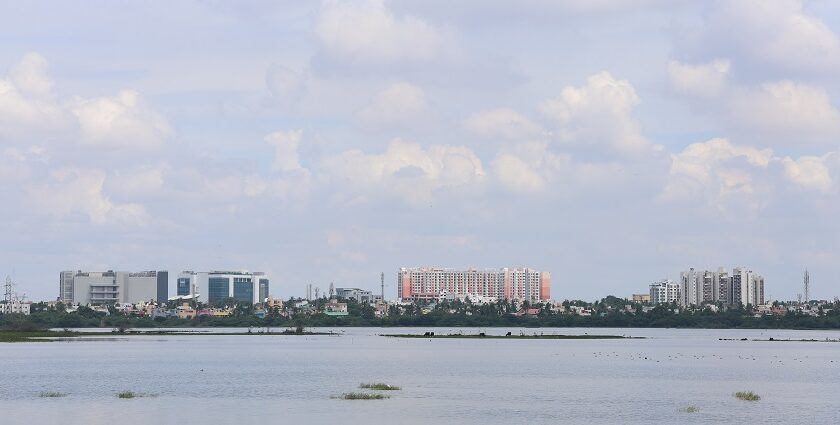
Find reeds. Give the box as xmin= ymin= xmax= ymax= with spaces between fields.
xmin=734 ymin=391 xmax=760 ymax=401
xmin=338 ymin=392 xmax=389 ymax=400
xmin=359 ymin=383 xmax=401 ymax=391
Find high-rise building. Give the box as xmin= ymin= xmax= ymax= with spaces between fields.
xmin=680 ymin=268 xmax=702 ymax=306
xmin=397 ymin=267 xmax=550 ymax=302
xmin=59 ymin=270 xmax=168 ymax=305
xmin=732 ymin=267 xmax=764 ymax=306
xmin=649 ymin=280 xmax=680 ymax=304
xmin=177 ymin=271 xmax=269 ymax=305
xmin=675 ymin=267 xmax=763 ymax=306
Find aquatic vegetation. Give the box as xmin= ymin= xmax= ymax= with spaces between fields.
xmin=38 ymin=391 xmax=68 ymax=398
xmin=679 ymin=406 xmax=699 ymax=413
xmin=735 ymin=391 xmax=760 ymax=401
xmin=117 ymin=391 xmax=138 ymax=399
xmin=359 ymin=383 xmax=401 ymax=391
xmin=338 ymin=392 xmax=389 ymax=400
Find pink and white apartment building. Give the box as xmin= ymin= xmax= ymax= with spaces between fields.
xmin=398 ymin=267 xmax=551 ymax=302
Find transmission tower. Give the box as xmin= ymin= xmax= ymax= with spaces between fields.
xmin=380 ymin=272 xmax=384 ymax=301
xmin=4 ymin=276 xmax=12 ymax=306
xmin=803 ymin=269 xmax=810 ymax=304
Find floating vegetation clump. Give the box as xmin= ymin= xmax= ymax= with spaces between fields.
xmin=116 ymin=391 xmax=156 ymax=399
xmin=679 ymin=406 xmax=699 ymax=413
xmin=359 ymin=383 xmax=401 ymax=391
xmin=735 ymin=391 xmax=761 ymax=401
xmin=38 ymin=391 xmax=68 ymax=398
xmin=337 ymin=392 xmax=389 ymax=400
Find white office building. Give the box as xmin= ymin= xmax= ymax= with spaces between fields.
xmin=59 ymin=270 xmax=168 ymax=305
xmin=177 ymin=271 xmax=269 ymax=305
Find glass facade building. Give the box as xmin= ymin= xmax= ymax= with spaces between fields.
xmin=233 ymin=278 xmax=253 ymax=303
xmin=208 ymin=277 xmax=230 ymax=304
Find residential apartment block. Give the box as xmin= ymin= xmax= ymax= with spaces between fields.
xmin=59 ymin=270 xmax=168 ymax=305
xmin=397 ymin=267 xmax=551 ymax=302
xmin=676 ymin=267 xmax=764 ymax=306
xmin=649 ymin=279 xmax=681 ymax=304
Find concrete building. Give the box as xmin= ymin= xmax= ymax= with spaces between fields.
xmin=177 ymin=271 xmax=269 ymax=305
xmin=0 ymin=300 xmax=31 ymax=315
xmin=632 ymin=294 xmax=651 ymax=303
xmin=649 ymin=280 xmax=680 ymax=304
xmin=397 ymin=267 xmax=551 ymax=302
xmin=732 ymin=267 xmax=764 ymax=306
xmin=59 ymin=270 xmax=168 ymax=305
xmin=675 ymin=267 xmax=764 ymax=306
xmin=335 ymin=287 xmax=376 ymax=303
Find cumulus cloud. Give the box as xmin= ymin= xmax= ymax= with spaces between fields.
xmin=728 ymin=81 xmax=840 ymax=146
xmin=315 ymin=0 xmax=445 ymax=67
xmin=320 ymin=139 xmax=484 ymax=204
xmin=0 ymin=53 xmax=68 ymax=137
xmin=355 ymin=82 xmax=429 ymax=128
xmin=781 ymin=155 xmax=832 ymax=192
xmin=72 ymin=90 xmax=173 ymax=148
xmin=540 ymin=72 xmax=655 ymax=155
xmin=106 ymin=167 xmax=165 ymax=197
xmin=688 ymin=0 xmax=840 ymax=75
xmin=662 ymin=138 xmax=773 ymax=206
xmin=465 ymin=108 xmax=544 ymax=140
xmin=667 ymin=59 xmax=730 ymax=97
xmin=27 ymin=169 xmax=147 ymax=225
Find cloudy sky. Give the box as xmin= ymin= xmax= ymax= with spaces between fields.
xmin=2 ymin=0 xmax=840 ymax=302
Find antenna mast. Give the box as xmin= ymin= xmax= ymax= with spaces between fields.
xmin=804 ymin=269 xmax=810 ymax=304
xmin=380 ymin=272 xmax=384 ymax=301
xmin=3 ymin=276 xmax=12 ymax=307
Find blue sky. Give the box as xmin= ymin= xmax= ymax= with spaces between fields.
xmin=2 ymin=0 xmax=840 ymax=302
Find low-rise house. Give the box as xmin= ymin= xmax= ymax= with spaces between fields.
xmin=514 ymin=307 xmax=541 ymax=316
xmin=176 ymin=304 xmax=196 ymax=319
xmin=324 ymin=300 xmax=348 ymax=316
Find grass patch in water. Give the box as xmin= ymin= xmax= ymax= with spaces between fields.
xmin=38 ymin=391 xmax=68 ymax=398
xmin=734 ymin=391 xmax=760 ymax=401
xmin=679 ymin=406 xmax=699 ymax=413
xmin=337 ymin=392 xmax=389 ymax=400
xmin=116 ymin=391 xmax=156 ymax=399
xmin=359 ymin=383 xmax=400 ymax=391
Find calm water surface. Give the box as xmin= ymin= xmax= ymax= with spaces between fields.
xmin=2 ymin=327 xmax=838 ymax=424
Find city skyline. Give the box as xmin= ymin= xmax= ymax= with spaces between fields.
xmin=3 ymin=1 xmax=840 ymax=302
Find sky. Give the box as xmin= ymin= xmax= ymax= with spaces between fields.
xmin=2 ymin=0 xmax=840 ymax=302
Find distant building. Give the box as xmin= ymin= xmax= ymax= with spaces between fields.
xmin=59 ymin=270 xmax=168 ymax=305
xmin=324 ymin=300 xmax=348 ymax=316
xmin=649 ymin=280 xmax=680 ymax=304
xmin=177 ymin=271 xmax=269 ymax=305
xmin=631 ymin=294 xmax=651 ymax=303
xmin=335 ymin=287 xmax=376 ymax=303
xmin=0 ymin=300 xmax=31 ymax=315
xmin=675 ymin=267 xmax=764 ymax=306
xmin=398 ymin=267 xmax=550 ymax=302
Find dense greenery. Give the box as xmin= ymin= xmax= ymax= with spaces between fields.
xmin=2 ymin=297 xmax=840 ymax=330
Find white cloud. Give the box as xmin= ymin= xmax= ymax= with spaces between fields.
xmin=492 ymin=154 xmax=545 ymax=192
xmin=781 ymin=155 xmax=832 ymax=192
xmin=0 ymin=53 xmax=68 ymax=137
xmin=662 ymin=138 xmax=773 ymax=206
xmin=728 ymin=81 xmax=840 ymax=146
xmin=465 ymin=108 xmax=544 ymax=140
xmin=72 ymin=90 xmax=173 ymax=148
xmin=316 ymin=0 xmax=444 ymax=67
xmin=265 ymin=130 xmax=306 ymax=173
xmin=321 ymin=139 xmax=484 ymax=203
xmin=540 ymin=72 xmax=655 ymax=155
xmin=667 ymin=59 xmax=730 ymax=97
xmin=27 ymin=169 xmax=147 ymax=225
xmin=355 ymin=82 xmax=429 ymax=128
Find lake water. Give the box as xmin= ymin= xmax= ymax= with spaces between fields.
xmin=2 ymin=327 xmax=838 ymax=424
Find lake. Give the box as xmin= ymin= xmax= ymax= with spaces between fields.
xmin=2 ymin=327 xmax=838 ymax=424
